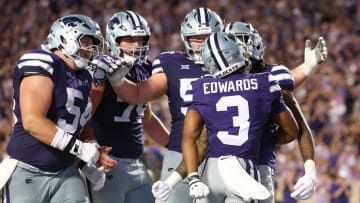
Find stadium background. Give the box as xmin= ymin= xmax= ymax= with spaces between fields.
xmin=0 ymin=1 xmax=359 ymax=202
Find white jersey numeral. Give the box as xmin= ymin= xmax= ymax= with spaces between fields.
xmin=216 ymin=95 xmax=249 ymax=146
xmin=114 ymin=96 xmax=145 ymax=123
xmin=179 ymin=78 xmax=198 ymax=116
xmin=57 ymin=88 xmax=92 ymax=134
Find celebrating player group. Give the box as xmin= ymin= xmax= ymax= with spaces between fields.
xmin=0 ymin=5 xmax=327 ymax=203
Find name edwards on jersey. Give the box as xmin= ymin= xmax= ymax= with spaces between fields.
xmin=203 ymin=78 xmax=258 ymax=95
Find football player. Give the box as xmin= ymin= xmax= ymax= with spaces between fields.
xmin=82 ymin=11 xmax=169 ymax=203
xmin=148 ymin=22 xmax=327 ymax=202
xmin=91 ymin=7 xmax=224 ymax=203
xmin=223 ymin=21 xmax=327 ymax=202
xmin=181 ymin=31 xmax=299 ymax=202
xmin=4 ymin=14 xmax=112 ymax=202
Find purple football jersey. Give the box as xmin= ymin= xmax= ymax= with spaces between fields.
xmin=265 ymin=64 xmax=295 ymax=91
xmin=152 ymin=52 xmax=207 ymax=152
xmin=7 ymin=49 xmax=92 ymax=171
xmin=91 ymin=60 xmax=153 ymax=158
xmin=188 ymin=72 xmax=286 ymax=162
xmin=258 ymin=64 xmax=295 ymax=168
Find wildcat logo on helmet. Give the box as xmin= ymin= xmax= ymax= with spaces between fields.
xmin=62 ymin=16 xmax=87 ymax=28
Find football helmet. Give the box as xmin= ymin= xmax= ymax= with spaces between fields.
xmin=180 ymin=7 xmax=224 ymax=62
xmin=201 ymin=32 xmax=250 ymax=78
xmin=106 ymin=10 xmax=151 ymax=64
xmin=43 ymin=14 xmax=104 ymax=68
xmin=223 ymin=22 xmax=264 ymax=60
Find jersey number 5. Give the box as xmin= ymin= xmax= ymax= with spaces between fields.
xmin=57 ymin=88 xmax=92 ymax=134
xmin=180 ymin=78 xmax=198 ymax=116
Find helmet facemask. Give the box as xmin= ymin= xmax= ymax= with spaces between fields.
xmin=66 ymin=34 xmax=104 ymax=68
xmin=114 ymin=36 xmax=150 ymax=65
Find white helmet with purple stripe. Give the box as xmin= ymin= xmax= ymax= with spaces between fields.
xmin=201 ymin=32 xmax=250 ymax=78
xmin=106 ymin=10 xmax=151 ymax=64
xmin=223 ymin=22 xmax=265 ymax=61
xmin=181 ymin=7 xmax=224 ymax=62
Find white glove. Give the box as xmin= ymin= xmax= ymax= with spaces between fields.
xmin=291 ymin=160 xmax=316 ymax=200
xmin=152 ymin=171 xmax=183 ymax=201
xmin=50 ymin=128 xmax=100 ymax=166
xmin=69 ymin=140 xmax=100 ymax=166
xmin=152 ymin=181 xmax=172 ymax=202
xmin=187 ymin=172 xmax=209 ymax=199
xmin=90 ymin=54 xmax=132 ymax=86
xmin=81 ymin=165 xmax=106 ymax=191
xmin=301 ymin=36 xmax=328 ymax=76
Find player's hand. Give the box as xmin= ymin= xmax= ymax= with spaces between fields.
xmin=301 ymin=36 xmax=328 ymax=76
xmin=290 ymin=174 xmax=316 ymax=199
xmin=69 ymin=140 xmax=100 ymax=166
xmin=81 ymin=165 xmax=106 ymax=191
xmin=187 ymin=172 xmax=209 ymax=199
xmin=90 ymin=54 xmax=132 ymax=86
xmin=291 ymin=160 xmax=316 ymax=200
xmin=97 ymin=146 xmax=117 ymax=171
xmin=152 ymin=181 xmax=172 ymax=201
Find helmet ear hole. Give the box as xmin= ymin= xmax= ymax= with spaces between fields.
xmin=60 ymin=36 xmax=66 ymax=44
xmin=115 ymin=37 xmax=122 ymax=44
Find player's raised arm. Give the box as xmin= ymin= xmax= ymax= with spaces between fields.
xmin=291 ymin=37 xmax=328 ymax=87
xmin=91 ymin=55 xmax=168 ymax=105
xmin=114 ymin=72 xmax=168 ymax=104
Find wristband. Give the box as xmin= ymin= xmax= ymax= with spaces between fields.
xmin=304 ymin=159 xmax=316 ymax=177
xmin=165 ymin=171 xmax=183 ymax=188
xmin=300 ymin=63 xmax=314 ymax=76
xmin=50 ymin=128 xmax=73 ymax=151
xmin=187 ymin=172 xmax=201 ymax=185
xmin=68 ymin=139 xmax=83 ymax=157
xmin=63 ymin=135 xmax=77 ymax=152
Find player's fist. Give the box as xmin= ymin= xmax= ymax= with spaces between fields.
xmin=69 ymin=140 xmax=100 ymax=166
xmin=152 ymin=181 xmax=172 ymax=201
xmin=187 ymin=172 xmax=209 ymax=199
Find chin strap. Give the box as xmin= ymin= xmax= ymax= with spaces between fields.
xmin=73 ymin=56 xmax=89 ymax=69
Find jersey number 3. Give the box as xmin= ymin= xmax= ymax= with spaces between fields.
xmin=216 ymin=95 xmax=249 ymax=146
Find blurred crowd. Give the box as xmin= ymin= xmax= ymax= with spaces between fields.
xmin=0 ymin=0 xmax=359 ymax=202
